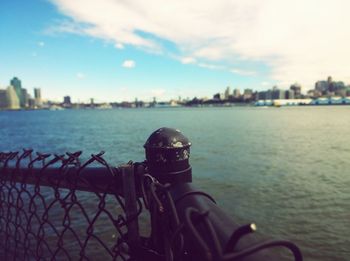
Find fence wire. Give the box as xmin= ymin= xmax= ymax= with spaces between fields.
xmin=0 ymin=150 xmax=303 ymax=261
xmin=0 ymin=150 xmax=137 ymax=261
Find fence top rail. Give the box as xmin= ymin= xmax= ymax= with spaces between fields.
xmin=0 ymin=150 xmax=127 ymax=195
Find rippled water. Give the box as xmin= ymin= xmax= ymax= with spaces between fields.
xmin=0 ymin=106 xmax=349 ymax=260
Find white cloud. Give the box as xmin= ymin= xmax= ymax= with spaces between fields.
xmin=122 ymin=60 xmax=136 ymax=68
xmin=76 ymin=72 xmax=85 ymax=79
xmin=38 ymin=41 xmax=45 ymax=47
xmin=231 ymin=68 xmax=256 ymax=76
xmin=31 ymin=52 xmax=38 ymax=57
xmin=115 ymin=43 xmax=124 ymax=49
xmin=261 ymin=81 xmax=270 ymax=86
xmin=180 ymin=57 xmax=196 ymax=64
xmin=50 ymin=0 xmax=350 ymax=89
xmin=198 ymin=63 xmax=223 ymax=70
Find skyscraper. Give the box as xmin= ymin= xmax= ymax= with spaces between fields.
xmin=6 ymin=85 xmax=20 ymax=110
xmin=34 ymin=88 xmax=42 ymax=107
xmin=10 ymin=77 xmax=24 ymax=107
xmin=21 ymin=88 xmax=29 ymax=108
xmin=233 ymin=88 xmax=241 ymax=98
xmin=224 ymin=86 xmax=231 ymax=99
xmin=0 ymin=89 xmax=8 ymax=109
xmin=290 ymin=83 xmax=302 ymax=98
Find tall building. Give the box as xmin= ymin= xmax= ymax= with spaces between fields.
xmin=285 ymin=89 xmax=295 ymax=99
xmin=315 ymin=81 xmax=328 ymax=94
xmin=0 ymin=89 xmax=8 ymax=109
xmin=233 ymin=88 xmax=241 ymax=98
xmin=272 ymin=88 xmax=285 ymax=100
xmin=243 ymin=89 xmax=253 ymax=100
xmin=34 ymin=88 xmax=42 ymax=107
xmin=63 ymin=96 xmax=71 ymax=105
xmin=10 ymin=77 xmax=24 ymax=107
xmin=257 ymin=91 xmax=267 ymax=100
xmin=290 ymin=83 xmax=302 ymax=98
xmin=21 ymin=88 xmax=29 ymax=108
xmin=6 ymin=86 xmax=20 ymax=110
xmin=224 ymin=86 xmax=231 ymax=99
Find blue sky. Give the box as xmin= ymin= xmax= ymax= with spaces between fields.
xmin=1 ymin=0 xmax=349 ymax=102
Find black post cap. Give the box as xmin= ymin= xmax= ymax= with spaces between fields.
xmin=144 ymin=128 xmax=192 ymax=184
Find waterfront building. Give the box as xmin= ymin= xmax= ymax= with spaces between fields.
xmin=6 ymin=85 xmax=20 ymax=110
xmin=34 ymin=88 xmax=42 ymax=107
xmin=272 ymin=88 xmax=285 ymax=100
xmin=10 ymin=77 xmax=25 ymax=107
xmin=21 ymin=88 xmax=29 ymax=108
xmin=63 ymin=96 xmax=71 ymax=105
xmin=285 ymin=89 xmax=295 ymax=99
xmin=290 ymin=83 xmax=302 ymax=98
xmin=233 ymin=88 xmax=241 ymax=98
xmin=257 ymin=91 xmax=267 ymax=100
xmin=243 ymin=89 xmax=253 ymax=100
xmin=213 ymin=93 xmax=224 ymax=100
xmin=315 ymin=80 xmax=328 ymax=94
xmin=0 ymin=89 xmax=8 ymax=109
xmin=224 ymin=86 xmax=231 ymax=100
xmin=266 ymin=89 xmax=272 ymax=100
xmin=28 ymin=98 xmax=35 ymax=108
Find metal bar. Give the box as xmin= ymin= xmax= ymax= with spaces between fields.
xmin=0 ymin=167 xmax=123 ymax=195
xmin=120 ymin=164 xmax=140 ymax=249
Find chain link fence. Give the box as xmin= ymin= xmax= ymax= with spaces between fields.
xmin=0 ymin=128 xmax=303 ymax=261
xmin=0 ymin=150 xmax=136 ymax=260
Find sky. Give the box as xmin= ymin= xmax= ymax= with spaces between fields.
xmin=1 ymin=0 xmax=350 ymax=102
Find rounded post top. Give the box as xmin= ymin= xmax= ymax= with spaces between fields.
xmin=144 ymin=127 xmax=191 ymax=150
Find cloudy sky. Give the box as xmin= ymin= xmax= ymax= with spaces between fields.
xmin=1 ymin=0 xmax=349 ymax=102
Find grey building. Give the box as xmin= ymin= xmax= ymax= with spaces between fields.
xmin=285 ymin=89 xmax=295 ymax=99
xmin=63 ymin=96 xmax=72 ymax=105
xmin=290 ymin=83 xmax=302 ymax=98
xmin=272 ymin=88 xmax=285 ymax=100
xmin=0 ymin=89 xmax=8 ymax=109
xmin=243 ymin=89 xmax=253 ymax=100
xmin=34 ymin=88 xmax=42 ymax=107
xmin=233 ymin=88 xmax=241 ymax=98
xmin=10 ymin=77 xmax=24 ymax=107
xmin=21 ymin=88 xmax=29 ymax=108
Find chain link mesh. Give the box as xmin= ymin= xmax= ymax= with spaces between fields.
xmin=0 ymin=150 xmax=138 ymax=261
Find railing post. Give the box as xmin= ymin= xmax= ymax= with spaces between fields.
xmin=120 ymin=164 xmax=140 ymax=253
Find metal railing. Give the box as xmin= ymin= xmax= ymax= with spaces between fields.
xmin=0 ymin=128 xmax=303 ymax=261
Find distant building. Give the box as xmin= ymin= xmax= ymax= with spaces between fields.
xmin=63 ymin=96 xmax=71 ymax=105
xmin=272 ymin=88 xmax=285 ymax=100
xmin=10 ymin=77 xmax=22 ymax=97
xmin=315 ymin=81 xmax=328 ymax=94
xmin=21 ymin=88 xmax=29 ymax=108
xmin=257 ymin=91 xmax=267 ymax=100
xmin=243 ymin=89 xmax=253 ymax=100
xmin=213 ymin=93 xmax=224 ymax=100
xmin=290 ymin=83 xmax=301 ymax=98
xmin=6 ymin=85 xmax=20 ymax=110
xmin=233 ymin=88 xmax=241 ymax=98
xmin=266 ymin=89 xmax=272 ymax=100
xmin=0 ymin=89 xmax=8 ymax=109
xmin=34 ymin=88 xmax=42 ymax=107
xmin=285 ymin=89 xmax=295 ymax=99
xmin=224 ymin=86 xmax=231 ymax=100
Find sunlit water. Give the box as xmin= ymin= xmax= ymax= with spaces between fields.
xmin=0 ymin=106 xmax=349 ymax=260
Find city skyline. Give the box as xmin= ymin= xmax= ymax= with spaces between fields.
xmin=1 ymin=0 xmax=350 ymax=102
xmin=2 ymin=75 xmax=349 ymax=110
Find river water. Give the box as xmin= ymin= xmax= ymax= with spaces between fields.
xmin=0 ymin=106 xmax=349 ymax=260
